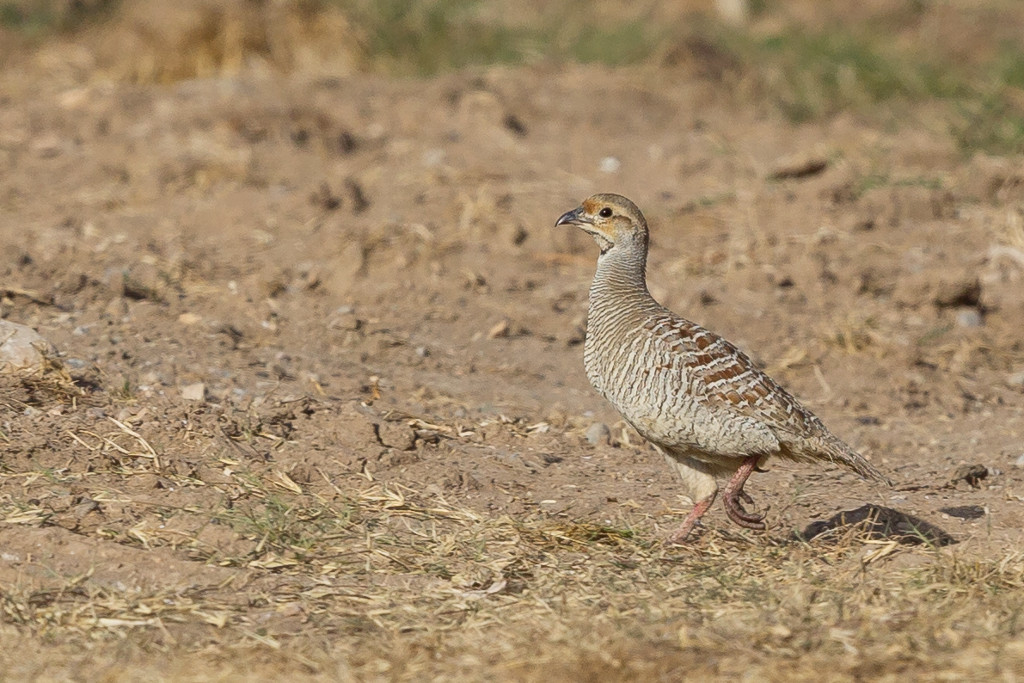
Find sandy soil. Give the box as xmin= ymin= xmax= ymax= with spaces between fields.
xmin=2 ymin=15 xmax=1024 ymax=680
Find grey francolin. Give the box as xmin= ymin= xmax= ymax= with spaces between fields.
xmin=556 ymin=193 xmax=891 ymax=543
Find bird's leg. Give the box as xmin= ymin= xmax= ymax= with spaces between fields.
xmin=722 ymin=455 xmax=768 ymax=530
xmin=666 ymin=491 xmax=717 ymax=544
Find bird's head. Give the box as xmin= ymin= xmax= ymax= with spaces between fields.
xmin=555 ymin=193 xmax=649 ymax=255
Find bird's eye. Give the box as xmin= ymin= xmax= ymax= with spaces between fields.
xmin=599 ymin=207 xmax=613 ymax=218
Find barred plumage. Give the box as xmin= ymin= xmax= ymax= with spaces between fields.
xmin=556 ymin=193 xmax=891 ymax=543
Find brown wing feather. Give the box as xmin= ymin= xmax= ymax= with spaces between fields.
xmin=643 ymin=314 xmax=826 ymax=438
xmin=643 ymin=313 xmax=891 ymax=484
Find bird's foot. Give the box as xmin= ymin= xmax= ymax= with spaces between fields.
xmin=666 ymin=521 xmax=699 ymax=545
xmin=666 ymin=493 xmax=716 ymax=545
xmin=723 ymin=489 xmax=768 ymax=529
xmin=722 ymin=455 xmax=768 ymax=530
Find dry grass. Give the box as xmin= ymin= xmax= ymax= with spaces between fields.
xmin=3 ymin=454 xmax=1024 ymax=680
xmin=0 ymin=348 xmax=1018 ymax=680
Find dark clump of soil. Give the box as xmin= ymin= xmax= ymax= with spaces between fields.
xmin=798 ymin=504 xmax=957 ymax=546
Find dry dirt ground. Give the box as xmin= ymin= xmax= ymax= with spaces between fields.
xmin=2 ymin=11 xmax=1024 ymax=682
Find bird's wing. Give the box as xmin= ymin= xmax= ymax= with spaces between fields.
xmin=642 ymin=313 xmax=827 ymax=439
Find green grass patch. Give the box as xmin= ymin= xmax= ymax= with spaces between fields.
xmin=7 ymin=1 xmax=1024 ymax=153
xmin=707 ymin=19 xmax=1024 ymax=154
xmin=219 ymin=495 xmax=357 ymax=559
xmin=336 ymin=0 xmax=661 ymax=75
xmin=0 ymin=2 xmax=56 ymax=35
xmin=565 ymin=20 xmax=656 ymax=67
xmin=0 ymin=0 xmax=118 ymax=37
xmin=948 ymin=42 xmax=1024 ymax=155
xmin=719 ymin=26 xmax=966 ymax=122
xmin=342 ymin=0 xmax=532 ymax=75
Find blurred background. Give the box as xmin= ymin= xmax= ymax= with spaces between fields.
xmin=2 ymin=0 xmax=1024 ymax=156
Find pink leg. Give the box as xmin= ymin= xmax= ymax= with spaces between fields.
xmin=722 ymin=455 xmax=768 ymax=530
xmin=667 ymin=490 xmax=717 ymax=544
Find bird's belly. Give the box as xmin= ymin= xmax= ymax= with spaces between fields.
xmin=586 ymin=352 xmax=778 ymax=459
xmin=586 ymin=353 xmax=698 ymax=442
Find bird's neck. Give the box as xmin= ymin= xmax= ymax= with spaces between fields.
xmin=589 ymin=245 xmax=659 ymax=318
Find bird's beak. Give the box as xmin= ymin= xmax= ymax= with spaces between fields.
xmin=555 ymin=206 xmax=587 ymax=227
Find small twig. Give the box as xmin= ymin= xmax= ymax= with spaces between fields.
xmin=108 ymin=417 xmax=161 ymax=469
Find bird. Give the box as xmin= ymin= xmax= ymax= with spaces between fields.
xmin=555 ymin=193 xmax=892 ymax=543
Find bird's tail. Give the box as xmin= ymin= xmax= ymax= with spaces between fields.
xmin=820 ymin=434 xmax=893 ymax=486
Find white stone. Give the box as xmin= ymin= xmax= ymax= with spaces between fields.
xmin=599 ymin=156 xmax=621 ymax=173
xmin=715 ymin=0 xmax=749 ymax=24
xmin=1007 ymin=370 xmax=1024 ymax=390
xmin=180 ymin=382 xmax=206 ymax=401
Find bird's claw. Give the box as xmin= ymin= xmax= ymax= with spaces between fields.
xmin=723 ymin=489 xmax=768 ymax=529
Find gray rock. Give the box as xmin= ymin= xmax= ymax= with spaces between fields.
xmin=377 ymin=421 xmax=417 ymax=451
xmin=585 ymin=422 xmax=612 ymax=446
xmin=955 ymin=307 xmax=983 ymax=328
xmin=0 ymin=320 xmax=55 ymax=372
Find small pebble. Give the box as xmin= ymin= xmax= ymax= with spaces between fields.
xmin=950 ymin=463 xmax=988 ymax=487
xmin=180 ymin=382 xmax=206 ymax=401
xmin=487 ymin=319 xmax=510 ymax=339
xmin=73 ymin=499 xmax=99 ymax=518
xmin=1014 ymin=454 xmax=1024 ymax=469
xmin=104 ymin=297 xmax=129 ymax=318
xmin=716 ymin=0 xmax=750 ymax=24
xmin=32 ymin=134 xmax=62 ymax=157
xmin=377 ymin=421 xmax=417 ymax=451
xmin=585 ymin=422 xmax=612 ymax=446
xmin=955 ymin=307 xmax=983 ymax=328
xmin=423 ymin=149 xmax=445 ymax=167
xmin=599 ymin=156 xmax=621 ymax=173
